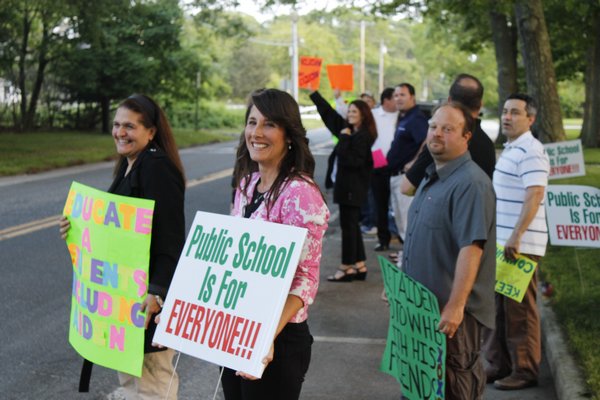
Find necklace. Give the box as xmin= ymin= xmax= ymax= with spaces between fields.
xmin=252 ymin=190 xmax=265 ymax=205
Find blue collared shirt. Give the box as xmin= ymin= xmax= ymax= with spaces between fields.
xmin=386 ymin=105 xmax=429 ymax=174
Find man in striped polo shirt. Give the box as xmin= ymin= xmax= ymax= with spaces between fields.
xmin=484 ymin=94 xmax=550 ymax=391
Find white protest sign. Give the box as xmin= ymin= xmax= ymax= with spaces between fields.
xmin=545 ymin=139 xmax=586 ymax=179
xmin=153 ymin=211 xmax=307 ymax=377
xmin=545 ymin=185 xmax=600 ymax=248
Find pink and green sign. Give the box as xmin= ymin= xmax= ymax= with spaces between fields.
xmin=63 ymin=181 xmax=155 ymax=377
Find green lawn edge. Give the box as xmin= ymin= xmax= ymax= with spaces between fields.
xmin=0 ymin=128 xmax=239 ymax=176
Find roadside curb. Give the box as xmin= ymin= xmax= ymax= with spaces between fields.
xmin=540 ymin=298 xmax=591 ymax=399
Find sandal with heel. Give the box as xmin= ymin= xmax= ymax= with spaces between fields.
xmin=354 ymin=266 xmax=368 ymax=281
xmin=327 ymin=267 xmax=356 ymax=282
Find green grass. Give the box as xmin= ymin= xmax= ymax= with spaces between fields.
xmin=0 ymin=128 xmax=238 ymax=176
xmin=566 ymin=129 xmax=580 ymax=140
xmin=564 ymin=118 xmax=583 ymax=126
xmin=302 ymin=118 xmax=325 ymax=131
xmin=544 ymin=147 xmax=600 ymax=399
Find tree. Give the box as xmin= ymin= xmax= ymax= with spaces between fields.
xmin=227 ymin=43 xmax=272 ymax=99
xmin=273 ymin=0 xmax=571 ymax=143
xmin=581 ymin=16 xmax=600 ymax=147
xmin=514 ymin=0 xmax=565 ymax=142
xmin=546 ymin=0 xmax=600 ymax=147
xmin=487 ymin=1 xmax=518 ymax=144
xmin=54 ymin=0 xmax=188 ymax=132
xmin=0 ymin=0 xmax=72 ymax=131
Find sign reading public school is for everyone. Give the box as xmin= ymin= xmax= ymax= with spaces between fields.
xmin=379 ymin=256 xmax=446 ymax=400
xmin=153 ymin=211 xmax=307 ymax=378
xmin=546 ymin=185 xmax=600 ymax=248
xmin=544 ymin=139 xmax=586 ymax=179
xmin=63 ymin=181 xmax=155 ymax=377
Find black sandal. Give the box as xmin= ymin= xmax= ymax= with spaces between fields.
xmin=354 ymin=266 xmax=368 ymax=281
xmin=327 ymin=267 xmax=356 ymax=282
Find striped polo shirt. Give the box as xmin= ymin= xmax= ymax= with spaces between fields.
xmin=494 ymin=131 xmax=550 ymax=256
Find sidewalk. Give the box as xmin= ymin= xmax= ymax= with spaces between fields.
xmin=302 ymin=216 xmax=559 ymax=399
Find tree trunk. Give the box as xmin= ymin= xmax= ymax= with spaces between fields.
xmin=514 ymin=0 xmax=565 ymax=143
xmin=489 ymin=6 xmax=519 ymax=146
xmin=581 ymin=16 xmax=600 ymax=148
xmin=18 ymin=10 xmax=32 ymax=132
xmin=101 ymin=96 xmax=111 ymax=134
xmin=24 ymin=21 xmax=50 ymax=131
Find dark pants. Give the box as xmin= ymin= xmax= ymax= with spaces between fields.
xmin=371 ymin=169 xmax=391 ymax=246
xmin=445 ymin=312 xmax=485 ymax=400
xmin=483 ymin=261 xmax=541 ymax=381
xmin=401 ymin=313 xmax=485 ymax=400
xmin=360 ymin=188 xmax=377 ymax=229
xmin=221 ymin=322 xmax=313 ymax=400
xmin=339 ymin=204 xmax=366 ymax=265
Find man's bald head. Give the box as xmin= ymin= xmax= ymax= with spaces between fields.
xmin=449 ymin=73 xmax=484 ymax=116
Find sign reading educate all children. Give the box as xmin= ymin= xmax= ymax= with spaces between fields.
xmin=379 ymin=256 xmax=446 ymax=400
xmin=63 ymin=181 xmax=155 ymax=377
xmin=544 ymin=139 xmax=586 ymax=179
xmin=495 ymin=244 xmax=537 ymax=302
xmin=153 ymin=211 xmax=307 ymax=378
xmin=545 ymin=185 xmax=600 ymax=248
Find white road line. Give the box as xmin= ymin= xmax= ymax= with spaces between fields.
xmin=0 ymin=216 xmax=60 ymax=241
xmin=313 ymin=336 xmax=387 ymax=345
xmin=1 ymin=168 xmax=234 ymax=241
xmin=186 ymin=168 xmax=233 ymax=188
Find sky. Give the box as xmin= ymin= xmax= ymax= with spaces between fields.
xmin=233 ymin=0 xmax=354 ymax=23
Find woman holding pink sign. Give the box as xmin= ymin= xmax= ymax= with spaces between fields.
xmin=226 ymin=88 xmax=329 ymax=399
xmin=309 ymin=89 xmax=377 ymax=282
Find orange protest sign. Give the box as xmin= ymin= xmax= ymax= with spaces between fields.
xmin=326 ymin=64 xmax=354 ymax=91
xmin=299 ymin=56 xmax=323 ymax=89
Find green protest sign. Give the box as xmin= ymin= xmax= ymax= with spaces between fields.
xmin=379 ymin=256 xmax=446 ymax=400
xmin=495 ymin=244 xmax=537 ymax=302
xmin=63 ymin=181 xmax=155 ymax=377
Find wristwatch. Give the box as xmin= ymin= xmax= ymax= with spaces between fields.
xmin=154 ymin=295 xmax=164 ymax=308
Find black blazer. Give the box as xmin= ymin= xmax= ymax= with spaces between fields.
xmin=108 ymin=144 xmax=185 ymax=352
xmin=310 ymin=91 xmax=374 ymax=207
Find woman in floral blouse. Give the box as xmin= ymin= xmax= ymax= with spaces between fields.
xmin=224 ymin=88 xmax=329 ymax=400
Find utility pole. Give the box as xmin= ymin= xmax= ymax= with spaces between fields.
xmin=194 ymin=71 xmax=201 ymax=131
xmin=360 ymin=20 xmax=366 ymax=94
xmin=378 ymin=39 xmax=387 ymax=95
xmin=291 ymin=11 xmax=299 ymax=101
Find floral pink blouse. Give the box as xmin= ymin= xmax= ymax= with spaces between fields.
xmin=232 ymin=172 xmax=330 ymax=323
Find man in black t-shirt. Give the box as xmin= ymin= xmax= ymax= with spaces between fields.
xmin=400 ymin=74 xmax=496 ymax=196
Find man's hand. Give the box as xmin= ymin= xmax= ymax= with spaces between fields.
xmin=438 ymin=302 xmax=464 ymax=339
xmin=503 ymin=231 xmax=522 ymax=261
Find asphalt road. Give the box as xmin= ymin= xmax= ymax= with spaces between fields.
xmin=0 ymin=128 xmax=557 ymax=399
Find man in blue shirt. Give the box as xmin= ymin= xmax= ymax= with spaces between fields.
xmin=384 ymin=83 xmax=428 ymax=253
xmin=403 ymin=102 xmax=496 ymax=399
